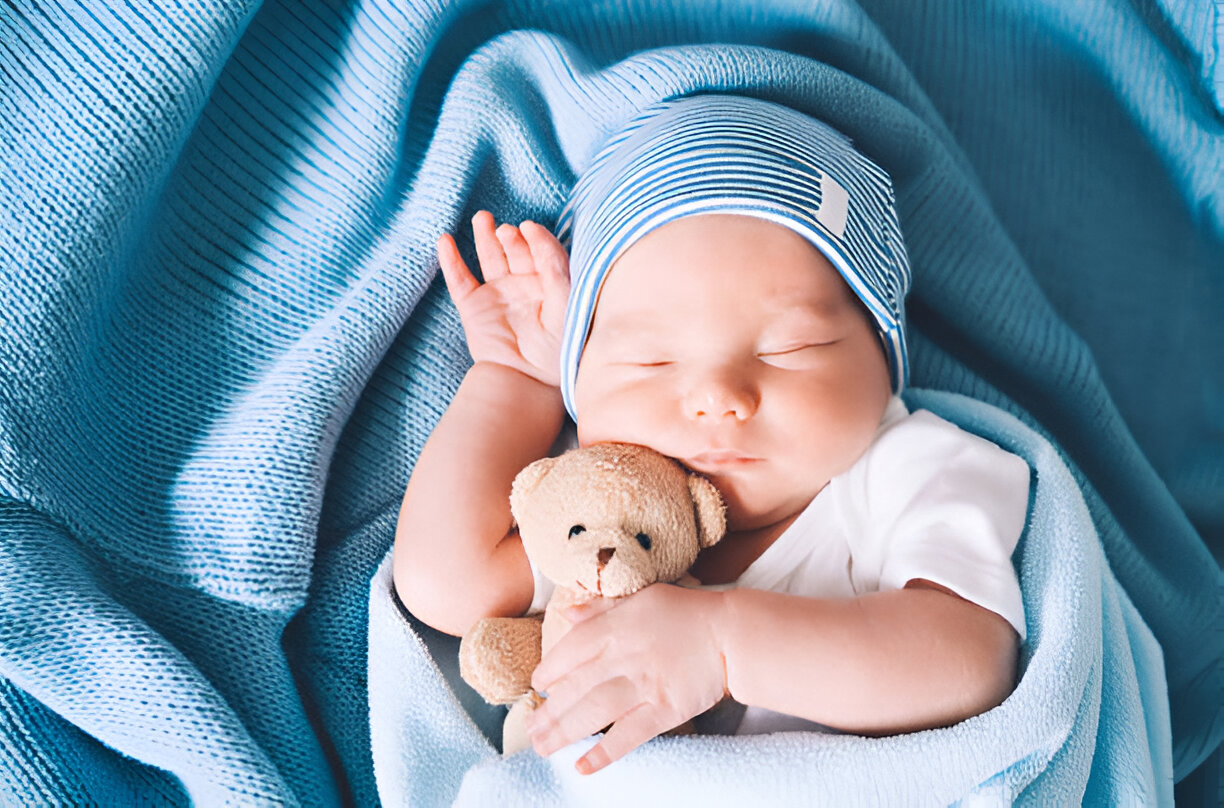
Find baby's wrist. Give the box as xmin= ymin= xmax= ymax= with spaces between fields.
xmin=709 ymin=588 xmax=736 ymax=701
xmin=714 ymin=587 xmax=769 ymax=705
xmin=466 ymin=361 xmax=565 ymax=416
xmin=469 ymin=359 xmax=560 ymax=392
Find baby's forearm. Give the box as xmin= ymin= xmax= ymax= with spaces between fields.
xmin=394 ymin=361 xmax=565 ymax=636
xmin=718 ymin=584 xmax=1018 ymax=735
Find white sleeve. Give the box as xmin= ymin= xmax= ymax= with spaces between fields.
xmin=853 ymin=410 xmax=1030 ymax=640
xmin=521 ymin=420 xmax=576 ymax=616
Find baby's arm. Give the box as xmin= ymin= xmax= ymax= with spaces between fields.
xmin=394 ymin=211 xmax=570 ymax=637
xmin=719 ymin=580 xmax=1018 ymax=734
xmin=527 ymin=580 xmax=1016 ymax=773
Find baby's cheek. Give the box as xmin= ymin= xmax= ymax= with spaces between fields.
xmin=575 ymin=388 xmax=662 ymax=449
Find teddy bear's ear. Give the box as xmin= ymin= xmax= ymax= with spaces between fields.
xmin=687 ymin=473 xmax=726 ymax=548
xmin=509 ymin=456 xmax=558 ymax=522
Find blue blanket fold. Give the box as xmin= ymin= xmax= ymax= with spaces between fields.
xmin=1 ymin=1 xmax=1219 ymax=805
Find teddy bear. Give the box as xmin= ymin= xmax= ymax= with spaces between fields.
xmin=458 ymin=442 xmax=726 ymax=756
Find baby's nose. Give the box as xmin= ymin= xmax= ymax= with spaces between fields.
xmin=685 ymin=370 xmax=758 ymax=421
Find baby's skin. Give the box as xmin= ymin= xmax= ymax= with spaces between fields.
xmin=394 ymin=211 xmax=1018 ymax=775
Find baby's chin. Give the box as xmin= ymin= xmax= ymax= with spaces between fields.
xmin=720 ymin=489 xmax=813 ymax=535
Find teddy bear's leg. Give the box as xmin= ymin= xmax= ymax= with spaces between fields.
xmin=501 ymin=691 xmax=544 ymax=756
xmin=458 ymin=615 xmax=543 ymax=705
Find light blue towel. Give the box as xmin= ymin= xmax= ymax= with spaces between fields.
xmin=369 ymin=390 xmax=1171 ymax=805
xmin=1 ymin=1 xmax=1219 ymax=805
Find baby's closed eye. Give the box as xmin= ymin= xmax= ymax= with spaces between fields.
xmin=758 ymin=341 xmax=829 ymax=355
xmin=604 ymin=346 xmax=675 ymax=368
xmin=756 ymin=339 xmax=842 ymax=367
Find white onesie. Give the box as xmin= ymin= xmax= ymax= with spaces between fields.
xmin=526 ymin=396 xmax=1030 ymax=735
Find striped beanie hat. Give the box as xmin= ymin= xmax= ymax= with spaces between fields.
xmin=555 ymin=94 xmax=911 ymax=420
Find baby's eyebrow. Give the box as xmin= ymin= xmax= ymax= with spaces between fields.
xmin=590 ymin=314 xmax=665 ymax=341
xmin=768 ymin=301 xmax=844 ymax=326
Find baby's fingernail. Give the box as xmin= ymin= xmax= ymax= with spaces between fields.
xmin=576 ymin=745 xmax=608 ymax=774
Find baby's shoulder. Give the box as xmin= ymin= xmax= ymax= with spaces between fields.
xmin=849 ymin=407 xmax=1031 ymax=516
xmin=864 ymin=407 xmax=1026 ymax=475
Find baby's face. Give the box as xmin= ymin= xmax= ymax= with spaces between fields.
xmin=573 ymin=214 xmax=892 ymax=533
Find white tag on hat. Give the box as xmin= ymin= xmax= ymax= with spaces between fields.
xmin=815 ymin=172 xmax=849 ymax=238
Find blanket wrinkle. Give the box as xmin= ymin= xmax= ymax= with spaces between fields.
xmin=1 ymin=0 xmax=1219 ymax=805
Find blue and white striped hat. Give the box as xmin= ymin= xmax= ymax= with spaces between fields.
xmin=556 ymin=94 xmax=911 ymax=420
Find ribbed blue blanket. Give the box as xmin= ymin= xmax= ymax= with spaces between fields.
xmin=1 ymin=1 xmax=1219 ymax=806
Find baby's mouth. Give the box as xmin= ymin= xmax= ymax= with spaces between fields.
xmin=684 ymin=450 xmax=759 ymax=472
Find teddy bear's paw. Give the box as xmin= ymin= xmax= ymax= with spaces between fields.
xmin=458 ymin=615 xmax=543 ymax=704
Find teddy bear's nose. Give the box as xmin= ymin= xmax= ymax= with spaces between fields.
xmin=597 ymin=547 xmax=615 ymax=568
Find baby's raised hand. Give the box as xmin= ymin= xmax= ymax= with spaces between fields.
xmin=437 ymin=210 xmax=571 ymax=387
xmin=526 ymin=584 xmax=730 ymax=774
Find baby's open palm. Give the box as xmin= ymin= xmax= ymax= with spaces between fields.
xmin=437 ymin=211 xmax=571 ymax=387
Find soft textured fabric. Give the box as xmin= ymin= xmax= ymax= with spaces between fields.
xmin=556 ymin=94 xmax=911 ymax=416
xmin=1 ymin=1 xmax=1220 ymax=806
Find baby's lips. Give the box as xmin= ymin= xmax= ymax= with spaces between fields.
xmin=683 ymin=454 xmax=761 ymax=477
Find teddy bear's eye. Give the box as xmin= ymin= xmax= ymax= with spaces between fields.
xmin=635 ymin=532 xmax=652 ymax=551
xmin=568 ymin=525 xmax=585 ymax=538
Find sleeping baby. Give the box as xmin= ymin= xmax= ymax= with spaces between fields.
xmin=393 ymin=94 xmax=1030 ymax=775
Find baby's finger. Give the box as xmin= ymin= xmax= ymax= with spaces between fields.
xmin=529 ymin=677 xmax=639 ymax=758
xmin=471 ymin=210 xmax=510 ymax=281
xmin=520 ymin=221 xmax=570 ymax=281
xmin=436 ymin=234 xmax=478 ymax=301
xmin=575 ymin=704 xmax=665 ymax=775
xmin=564 ymin=597 xmax=617 ymax=624
xmin=529 ymin=655 xmax=613 ymax=735
xmin=520 ymin=221 xmax=572 ymax=332
xmin=496 ymin=223 xmax=535 ymax=275
xmin=531 ymin=623 xmax=609 ymax=693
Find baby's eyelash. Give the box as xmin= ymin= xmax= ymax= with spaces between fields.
xmin=759 ymin=344 xmax=817 ymax=356
xmin=607 ymin=359 xmax=673 ymax=368
xmin=757 ymin=340 xmax=841 ymax=357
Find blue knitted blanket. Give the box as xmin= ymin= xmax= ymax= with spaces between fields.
xmin=1 ymin=1 xmax=1220 ymax=806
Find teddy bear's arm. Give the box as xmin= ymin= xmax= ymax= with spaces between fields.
xmin=458 ymin=615 xmax=544 ymax=704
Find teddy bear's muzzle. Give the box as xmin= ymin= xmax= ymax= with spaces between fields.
xmin=563 ymin=529 xmax=654 ymax=597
